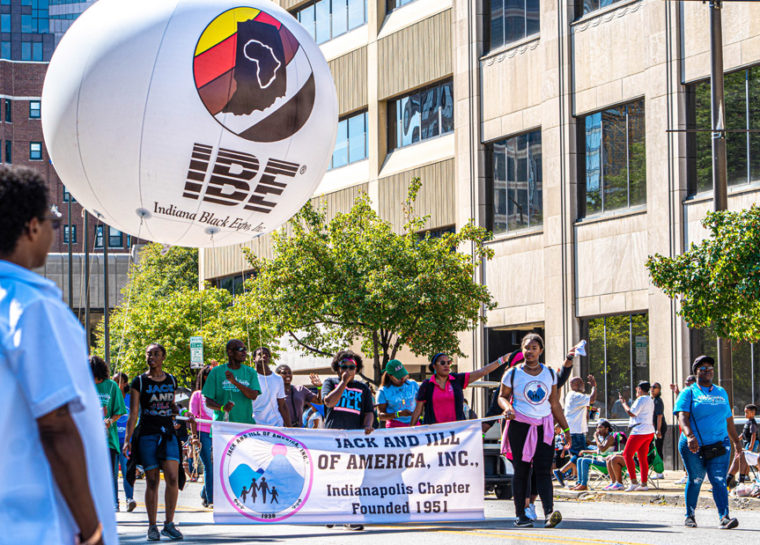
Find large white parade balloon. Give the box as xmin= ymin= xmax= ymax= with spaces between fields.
xmin=42 ymin=0 xmax=337 ymax=248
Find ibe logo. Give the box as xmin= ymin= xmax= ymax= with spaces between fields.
xmin=182 ymin=143 xmax=300 ymax=214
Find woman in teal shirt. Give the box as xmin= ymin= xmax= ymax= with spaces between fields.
xmin=377 ymin=360 xmax=418 ymax=428
xmin=674 ymin=355 xmax=743 ymax=530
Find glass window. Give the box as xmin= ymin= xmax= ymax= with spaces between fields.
xmin=21 ymin=15 xmax=33 ymax=33
xmin=108 ymin=227 xmax=123 ymax=248
xmin=295 ymin=0 xmax=366 ymax=44
xmin=0 ymin=42 xmax=10 ymax=60
xmin=30 ymin=142 xmax=42 ymax=160
xmin=1 ymin=14 xmax=10 ymax=33
xmin=389 ymin=80 xmax=453 ymax=151
xmin=63 ymin=225 xmax=76 ymax=244
xmin=486 ymin=0 xmax=539 ymax=52
xmin=332 ymin=118 xmax=348 ymax=169
xmin=32 ymin=42 xmax=42 ymax=61
xmin=580 ymin=313 xmax=649 ymax=419
xmin=21 ymin=42 xmax=31 ymax=61
xmin=29 ymin=100 xmax=41 ymax=119
xmin=330 ymin=110 xmax=367 ymax=169
xmin=488 ymin=129 xmax=542 ymax=235
xmin=4 ymin=140 xmax=10 ymax=164
xmin=687 ymin=65 xmax=760 ymax=195
xmin=4 ymin=99 xmax=10 ymax=123
xmin=63 ymin=186 xmax=75 ymax=203
xmin=691 ymin=327 xmax=760 ymax=415
xmin=298 ymin=4 xmax=316 ymax=41
xmin=94 ymin=225 xmax=104 ymax=248
xmin=574 ymin=0 xmax=623 ymax=18
xmin=387 ymin=0 xmax=416 ymax=11
xmin=578 ymin=99 xmax=646 ymax=216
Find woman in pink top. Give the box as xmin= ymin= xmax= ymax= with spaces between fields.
xmin=189 ymin=365 xmax=214 ymax=508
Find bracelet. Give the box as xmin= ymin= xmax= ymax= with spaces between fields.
xmin=77 ymin=523 xmax=102 ymax=545
xmin=395 ymin=411 xmax=400 ymax=418
xmin=317 ymin=386 xmax=322 ymax=390
xmin=563 ymin=427 xmax=570 ymax=434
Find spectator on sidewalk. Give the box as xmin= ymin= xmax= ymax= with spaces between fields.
xmin=252 ymin=347 xmax=291 ymax=427
xmin=619 ymin=381 xmax=655 ymax=492
xmin=90 ymin=356 xmax=127 ymax=511
xmin=651 ymin=382 xmax=667 ymax=479
xmin=572 ymin=419 xmax=618 ymax=491
xmin=675 ymin=355 xmax=743 ymax=530
xmin=203 ymin=339 xmax=261 ymax=424
xmin=0 ymin=166 xmax=117 ymax=544
xmin=554 ymin=375 xmax=597 ymax=485
xmin=113 ymin=371 xmax=136 ymax=512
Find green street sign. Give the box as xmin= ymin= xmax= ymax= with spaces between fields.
xmin=190 ymin=336 xmax=203 ymax=368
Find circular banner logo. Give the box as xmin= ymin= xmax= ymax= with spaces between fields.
xmin=193 ymin=7 xmax=316 ymax=142
xmin=220 ymin=428 xmax=314 ymax=521
xmin=523 ymin=380 xmax=549 ymax=405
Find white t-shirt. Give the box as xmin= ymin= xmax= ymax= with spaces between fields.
xmin=628 ymin=395 xmax=655 ymax=435
xmin=502 ymin=364 xmax=557 ymax=419
xmin=0 ymin=261 xmax=118 ymax=544
xmin=564 ymin=391 xmax=591 ymax=434
xmin=251 ymin=371 xmax=286 ymax=426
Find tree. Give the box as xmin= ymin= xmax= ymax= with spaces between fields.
xmin=646 ymin=205 xmax=760 ymax=342
xmin=242 ymin=178 xmax=496 ymax=382
xmin=94 ymin=244 xmax=278 ymax=385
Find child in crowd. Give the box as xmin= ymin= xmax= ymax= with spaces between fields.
xmin=727 ymin=404 xmax=758 ymax=488
xmin=553 ymin=424 xmax=570 ymax=470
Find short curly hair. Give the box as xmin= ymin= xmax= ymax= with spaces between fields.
xmin=330 ymin=350 xmax=363 ymax=374
xmin=0 ymin=166 xmax=49 ymax=255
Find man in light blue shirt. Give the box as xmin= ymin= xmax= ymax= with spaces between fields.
xmin=0 ymin=167 xmax=118 ymax=544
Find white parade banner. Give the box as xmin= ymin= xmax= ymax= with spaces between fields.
xmin=212 ymin=420 xmax=485 ymax=524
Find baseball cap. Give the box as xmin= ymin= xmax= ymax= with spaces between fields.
xmin=384 ymin=359 xmax=408 ymax=379
xmin=691 ymin=355 xmax=715 ymax=374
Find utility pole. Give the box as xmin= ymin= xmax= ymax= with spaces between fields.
xmin=84 ymin=211 xmax=90 ymax=351
xmin=67 ymin=190 xmax=73 ymax=310
xmin=104 ymin=225 xmax=110 ymax=359
xmin=708 ymin=0 xmax=732 ymax=404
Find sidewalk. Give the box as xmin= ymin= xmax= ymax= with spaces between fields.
xmin=553 ymin=470 xmax=760 ymax=511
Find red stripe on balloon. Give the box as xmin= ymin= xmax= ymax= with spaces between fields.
xmin=254 ymin=11 xmax=281 ymax=28
xmin=198 ymin=69 xmax=237 ymax=115
xmin=280 ymin=25 xmax=299 ymax=64
xmin=193 ymin=33 xmax=237 ymax=89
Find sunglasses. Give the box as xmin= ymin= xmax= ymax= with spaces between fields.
xmin=437 ymin=359 xmax=452 ymax=365
xmin=232 ymin=346 xmax=247 ymax=353
xmin=339 ymin=359 xmax=357 ymax=370
xmin=696 ymin=366 xmax=714 ymax=372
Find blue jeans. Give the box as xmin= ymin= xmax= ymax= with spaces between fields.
xmin=678 ymin=435 xmax=731 ymax=519
xmin=199 ymin=431 xmax=213 ymax=504
xmin=118 ymin=437 xmax=134 ymax=501
xmin=577 ymin=456 xmax=607 ymax=486
xmin=568 ymin=433 xmax=587 ymax=465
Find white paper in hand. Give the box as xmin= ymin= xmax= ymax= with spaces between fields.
xmin=575 ymin=340 xmax=587 ymax=357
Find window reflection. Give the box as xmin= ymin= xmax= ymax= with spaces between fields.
xmin=390 ymin=80 xmax=453 ymax=150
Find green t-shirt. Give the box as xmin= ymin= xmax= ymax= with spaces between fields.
xmin=202 ymin=364 xmax=261 ymax=424
xmin=95 ymin=379 xmax=127 ymax=452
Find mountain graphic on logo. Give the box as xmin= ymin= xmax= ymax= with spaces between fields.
xmin=526 ymin=384 xmax=547 ymax=403
xmin=229 ymin=452 xmax=305 ymax=512
xmin=193 ymin=7 xmax=316 ymax=142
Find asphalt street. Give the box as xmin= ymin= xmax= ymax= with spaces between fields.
xmin=116 ymin=480 xmax=759 ymax=544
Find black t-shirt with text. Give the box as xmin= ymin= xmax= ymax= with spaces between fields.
xmin=322 ymin=377 xmax=374 ymax=430
xmin=131 ymin=373 xmax=178 ymax=435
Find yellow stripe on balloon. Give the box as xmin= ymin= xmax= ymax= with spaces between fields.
xmin=194 ymin=7 xmax=260 ymax=57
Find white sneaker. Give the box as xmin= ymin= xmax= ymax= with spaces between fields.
xmin=634 ymin=484 xmax=649 ymax=491
xmin=651 ymin=473 xmax=664 ymax=480
xmin=525 ymin=503 xmax=537 ymax=521
xmin=624 ymin=483 xmax=639 ymax=492
xmin=675 ymin=475 xmax=688 ymax=485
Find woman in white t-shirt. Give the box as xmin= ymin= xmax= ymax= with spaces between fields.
xmin=498 ymin=333 xmax=576 ymax=529
xmin=618 ymin=381 xmax=655 ymax=491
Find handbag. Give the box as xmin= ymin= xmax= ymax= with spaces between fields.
xmin=689 ymin=387 xmax=728 ymax=461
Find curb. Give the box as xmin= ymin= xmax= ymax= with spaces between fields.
xmin=554 ymin=488 xmax=760 ymax=511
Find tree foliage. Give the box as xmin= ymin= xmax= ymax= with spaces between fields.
xmin=646 ymin=205 xmax=760 ymax=342
xmin=242 ymin=178 xmax=496 ymax=382
xmin=94 ymin=244 xmax=278 ymax=385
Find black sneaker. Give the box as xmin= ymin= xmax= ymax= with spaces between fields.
xmin=147 ymin=525 xmax=161 ymax=541
xmin=684 ymin=516 xmax=697 ymax=528
xmin=161 ymin=522 xmax=184 ymax=541
xmin=553 ymin=469 xmax=565 ymax=487
xmin=545 ymin=511 xmax=562 ymax=528
xmin=514 ymin=517 xmax=534 ymax=528
xmin=344 ymin=524 xmax=364 ymax=531
xmin=127 ymin=499 xmax=137 ymax=512
xmin=719 ymin=516 xmax=738 ymax=530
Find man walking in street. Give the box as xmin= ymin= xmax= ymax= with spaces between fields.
xmin=203 ymin=339 xmax=261 ymax=423
xmin=251 ymin=347 xmax=291 ymax=427
xmin=0 ymin=166 xmax=117 ymax=544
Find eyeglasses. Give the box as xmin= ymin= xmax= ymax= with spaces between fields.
xmin=232 ymin=347 xmax=247 ymax=353
xmin=696 ymin=366 xmax=714 ymax=372
xmin=437 ymin=359 xmax=452 ymax=365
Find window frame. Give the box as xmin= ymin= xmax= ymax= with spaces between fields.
xmin=387 ymin=79 xmax=454 ymax=152
xmin=108 ymin=227 xmax=123 ymax=248
xmin=29 ymin=100 xmax=41 ymax=119
xmin=485 ymin=0 xmax=540 ymax=53
xmin=576 ymin=98 xmax=647 ymax=218
xmin=63 ymin=224 xmax=77 ymax=245
xmin=294 ymin=0 xmax=367 ymax=45
xmin=330 ymin=110 xmax=368 ymax=170
xmin=29 ymin=141 xmax=43 ymax=161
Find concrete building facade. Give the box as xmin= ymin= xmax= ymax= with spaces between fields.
xmin=202 ymin=1 xmax=760 ymax=447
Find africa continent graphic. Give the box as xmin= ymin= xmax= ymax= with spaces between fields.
xmin=193 ymin=7 xmax=316 ymax=142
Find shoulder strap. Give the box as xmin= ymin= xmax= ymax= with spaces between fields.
xmin=688 ymin=386 xmax=704 ymax=444
xmin=510 ymin=366 xmax=516 ymax=390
